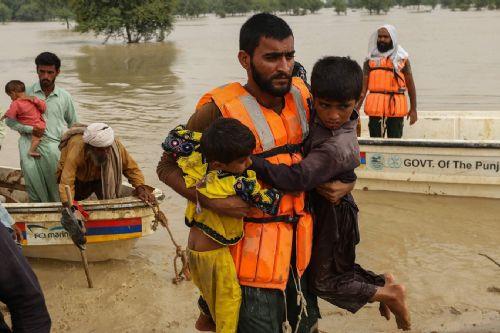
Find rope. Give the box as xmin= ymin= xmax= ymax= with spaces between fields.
xmin=290 ymin=266 xmax=308 ymax=333
xmin=149 ymin=203 xmax=191 ymax=284
xmin=282 ymin=290 xmax=292 ymax=333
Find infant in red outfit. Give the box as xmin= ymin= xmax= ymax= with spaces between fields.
xmin=2 ymin=80 xmax=46 ymax=158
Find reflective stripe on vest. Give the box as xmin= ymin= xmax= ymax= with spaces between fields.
xmin=239 ymin=94 xmax=276 ymax=151
xmin=290 ymin=86 xmax=309 ymax=140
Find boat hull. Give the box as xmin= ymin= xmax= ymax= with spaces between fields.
xmin=1 ymin=166 xmax=164 ymax=261
xmin=357 ymin=139 xmax=500 ymax=198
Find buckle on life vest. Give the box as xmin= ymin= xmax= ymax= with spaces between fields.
xmin=371 ymin=90 xmax=405 ymax=95
xmin=244 ymin=215 xmax=299 ymax=224
xmin=255 ymin=144 xmax=302 ymax=159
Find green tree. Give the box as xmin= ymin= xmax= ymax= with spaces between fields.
xmin=176 ymin=0 xmax=209 ymax=17
xmin=333 ymin=0 xmax=348 ymax=14
xmin=455 ymin=0 xmax=471 ymax=9
xmin=439 ymin=0 xmax=455 ymax=8
xmin=305 ymin=0 xmax=324 ymax=12
xmin=404 ymin=0 xmax=422 ymax=10
xmin=73 ymin=0 xmax=175 ymax=43
xmin=347 ymin=0 xmax=364 ymax=8
xmin=472 ymin=0 xmax=488 ymax=9
xmin=212 ymin=0 xmax=250 ymax=17
xmin=3 ymin=0 xmax=24 ymax=19
xmin=278 ymin=0 xmax=302 ymax=14
xmin=251 ymin=0 xmax=280 ymax=11
xmin=0 ymin=1 xmax=11 ymax=22
xmin=50 ymin=0 xmax=75 ymax=28
xmin=423 ymin=0 xmax=438 ymax=9
xmin=15 ymin=0 xmax=48 ymax=21
xmin=361 ymin=0 xmax=392 ymax=14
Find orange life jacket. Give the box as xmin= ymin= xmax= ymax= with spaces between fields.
xmin=196 ymin=78 xmax=313 ymax=290
xmin=364 ymin=57 xmax=408 ymax=118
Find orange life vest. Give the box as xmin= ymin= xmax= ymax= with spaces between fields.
xmin=364 ymin=57 xmax=408 ymax=118
xmin=196 ymin=78 xmax=313 ymax=290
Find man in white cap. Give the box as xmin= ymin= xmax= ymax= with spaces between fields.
xmin=356 ymin=24 xmax=417 ymax=138
xmin=56 ymin=122 xmax=155 ymax=204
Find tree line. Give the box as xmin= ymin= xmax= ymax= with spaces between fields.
xmin=0 ymin=0 xmax=499 ymax=42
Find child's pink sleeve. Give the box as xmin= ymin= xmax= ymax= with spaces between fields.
xmin=4 ymin=101 xmax=19 ymax=119
xmin=33 ymin=97 xmax=47 ymax=113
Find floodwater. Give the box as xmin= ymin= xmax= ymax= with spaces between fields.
xmin=0 ymin=8 xmax=499 ymax=333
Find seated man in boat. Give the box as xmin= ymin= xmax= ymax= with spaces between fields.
xmin=356 ymin=24 xmax=417 ymax=138
xmin=56 ymin=122 xmax=155 ymax=204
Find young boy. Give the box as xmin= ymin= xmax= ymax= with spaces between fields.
xmin=250 ymin=57 xmax=411 ymax=330
xmin=162 ymin=118 xmax=281 ymax=333
xmin=2 ymin=80 xmax=46 ymax=157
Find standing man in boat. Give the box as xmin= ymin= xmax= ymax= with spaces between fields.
xmin=5 ymin=52 xmax=78 ymax=202
xmin=57 ymin=123 xmax=156 ymax=204
xmin=157 ymin=13 xmax=354 ymax=332
xmin=0 ymin=202 xmax=52 ymax=333
xmin=356 ymin=24 xmax=418 ymax=138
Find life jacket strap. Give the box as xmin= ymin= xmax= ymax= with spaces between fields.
xmin=254 ymin=144 xmax=302 ymax=159
xmin=244 ymin=215 xmax=299 ymax=224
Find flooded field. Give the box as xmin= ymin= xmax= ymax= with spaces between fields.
xmin=0 ymin=8 xmax=499 ymax=332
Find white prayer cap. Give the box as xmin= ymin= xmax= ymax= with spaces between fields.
xmin=83 ymin=123 xmax=115 ymax=148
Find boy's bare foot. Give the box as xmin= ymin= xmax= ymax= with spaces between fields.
xmin=28 ymin=151 xmax=41 ymax=158
xmin=385 ymin=284 xmax=411 ymax=331
xmin=384 ymin=273 xmax=395 ymax=284
xmin=379 ymin=273 xmax=395 ymax=320
xmin=195 ymin=312 xmax=215 ymax=332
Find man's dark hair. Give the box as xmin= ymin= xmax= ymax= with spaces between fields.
xmin=201 ymin=118 xmax=256 ymax=164
xmin=35 ymin=52 xmax=61 ymax=70
xmin=311 ymin=56 xmax=363 ymax=102
xmin=5 ymin=80 xmax=25 ymax=94
xmin=240 ymin=13 xmax=293 ymax=56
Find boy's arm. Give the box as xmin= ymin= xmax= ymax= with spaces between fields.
xmin=337 ymin=170 xmax=357 ymax=183
xmin=157 ymin=102 xmax=250 ymax=218
xmin=251 ymin=143 xmax=359 ymax=192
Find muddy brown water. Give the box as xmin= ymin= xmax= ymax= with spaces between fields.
xmin=0 ymin=8 xmax=499 ymax=332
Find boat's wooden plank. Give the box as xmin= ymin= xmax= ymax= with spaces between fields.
xmin=0 ymin=180 xmax=26 ymax=191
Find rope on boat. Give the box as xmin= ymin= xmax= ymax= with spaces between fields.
xmin=150 ymin=203 xmax=191 ymax=284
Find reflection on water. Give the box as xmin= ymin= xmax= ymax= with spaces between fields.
xmin=72 ymin=43 xmax=182 ymax=180
xmin=74 ymin=42 xmax=180 ymax=128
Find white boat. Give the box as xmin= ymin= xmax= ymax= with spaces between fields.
xmin=356 ymin=111 xmax=500 ymax=199
xmin=0 ymin=166 xmax=165 ymax=262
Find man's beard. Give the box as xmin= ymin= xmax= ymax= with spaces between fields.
xmin=377 ymin=41 xmax=393 ymax=53
xmin=250 ymin=61 xmax=292 ymax=97
xmin=40 ymin=78 xmax=55 ymax=90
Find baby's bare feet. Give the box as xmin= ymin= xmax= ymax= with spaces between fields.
xmin=29 ymin=151 xmax=41 ymax=158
